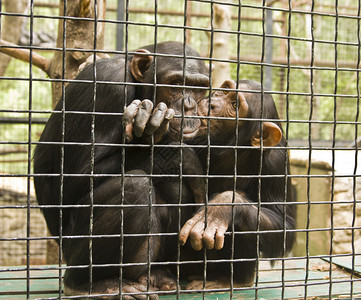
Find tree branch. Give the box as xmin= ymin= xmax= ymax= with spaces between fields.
xmin=0 ymin=147 xmax=27 ymax=156
xmin=0 ymin=39 xmax=50 ymax=76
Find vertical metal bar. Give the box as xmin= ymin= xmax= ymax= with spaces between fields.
xmin=88 ymin=0 xmax=99 ymax=295
xmin=119 ymin=0 xmax=130 ymax=297
xmin=146 ymin=0 xmax=158 ymax=297
xmin=232 ymin=1 xmax=243 ymax=298
xmin=305 ymin=1 xmax=315 ymax=298
xmin=26 ymin=1 xmax=34 ymax=298
xmin=256 ymin=1 xmax=267 ymax=298
xmin=329 ymin=0 xmax=339 ymax=297
xmin=116 ymin=0 xmax=124 ymax=51
xmin=351 ymin=1 xmax=361 ymax=297
xmin=88 ymin=39 xmax=94 ymax=299
xmin=265 ymin=3 xmax=273 ymax=91
xmin=59 ymin=0 xmax=67 ymax=297
xmin=177 ymin=1 xmax=189 ymax=298
xmin=203 ymin=1 xmax=215 ymax=297
xmin=282 ymin=1 xmax=292 ymax=299
xmin=278 ymin=7 xmax=288 ymax=120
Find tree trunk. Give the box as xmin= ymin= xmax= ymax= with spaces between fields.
xmin=49 ymin=0 xmax=106 ymax=108
xmin=0 ymin=0 xmax=28 ymax=76
xmin=210 ymin=3 xmax=231 ymax=89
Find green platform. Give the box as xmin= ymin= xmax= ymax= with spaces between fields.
xmin=1 ymin=257 xmax=360 ymax=299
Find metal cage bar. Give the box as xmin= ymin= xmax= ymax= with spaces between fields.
xmin=0 ymin=1 xmax=361 ymax=299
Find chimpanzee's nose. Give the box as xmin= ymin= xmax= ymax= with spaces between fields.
xmin=184 ymin=96 xmax=196 ymax=111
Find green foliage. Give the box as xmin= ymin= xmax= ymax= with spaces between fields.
xmin=1 ymin=1 xmax=360 ymax=173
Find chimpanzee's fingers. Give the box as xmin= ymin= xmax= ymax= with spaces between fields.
xmin=123 ymin=100 xmax=141 ymax=125
xmin=86 ymin=54 xmax=96 ymax=64
xmin=123 ymin=100 xmax=141 ymax=142
xmin=77 ymin=54 xmax=97 ymax=75
xmin=159 ymin=109 xmax=175 ymax=132
xmin=134 ymin=100 xmax=153 ymax=137
xmin=100 ymin=53 xmax=111 ymax=59
xmin=85 ymin=53 xmax=111 ymax=64
xmin=145 ymin=102 xmax=168 ymax=135
xmin=124 ymin=123 xmax=134 ymax=143
xmin=77 ymin=54 xmax=111 ymax=75
xmin=214 ymin=222 xmax=227 ymax=250
xmin=152 ymin=109 xmax=175 ymax=143
xmin=189 ymin=221 xmax=205 ymax=251
xmin=202 ymin=221 xmax=218 ymax=250
xmin=179 ymin=211 xmax=204 ymax=246
xmin=77 ymin=62 xmax=87 ymax=75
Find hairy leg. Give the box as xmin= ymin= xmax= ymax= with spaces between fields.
xmin=63 ymin=170 xmax=166 ymax=298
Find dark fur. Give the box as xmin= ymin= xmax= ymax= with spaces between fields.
xmin=183 ymin=80 xmax=296 ymax=285
xmin=33 ymin=41 xmax=208 ymax=294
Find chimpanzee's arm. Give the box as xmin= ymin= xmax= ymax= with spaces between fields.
xmin=179 ymin=190 xmax=295 ymax=257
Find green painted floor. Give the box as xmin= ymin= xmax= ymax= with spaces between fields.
xmin=1 ymin=257 xmax=360 ymax=299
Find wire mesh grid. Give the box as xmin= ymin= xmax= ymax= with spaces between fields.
xmin=0 ymin=0 xmax=361 ymax=299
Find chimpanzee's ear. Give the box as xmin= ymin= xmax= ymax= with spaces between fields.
xmin=251 ymin=122 xmax=282 ymax=147
xmin=131 ymin=49 xmax=153 ymax=82
xmin=220 ymin=79 xmax=236 ymax=90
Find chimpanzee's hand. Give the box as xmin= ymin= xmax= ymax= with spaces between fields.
xmin=179 ymin=191 xmax=246 ymax=251
xmin=123 ymin=99 xmax=175 ymax=143
xmin=76 ymin=53 xmax=111 ymax=75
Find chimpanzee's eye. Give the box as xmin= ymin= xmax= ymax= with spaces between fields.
xmin=169 ymin=81 xmax=182 ymax=93
xmin=170 ymin=81 xmax=182 ymax=88
xmin=197 ymin=89 xmax=208 ymax=96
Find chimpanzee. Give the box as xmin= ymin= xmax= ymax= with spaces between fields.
xmin=33 ymin=41 xmax=209 ymax=298
xmin=179 ymin=79 xmax=296 ymax=289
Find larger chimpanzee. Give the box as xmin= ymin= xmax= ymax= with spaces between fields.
xmin=33 ymin=41 xmax=209 ymax=298
xmin=179 ymin=79 xmax=296 ymax=290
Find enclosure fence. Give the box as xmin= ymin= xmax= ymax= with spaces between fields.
xmin=0 ymin=0 xmax=361 ymax=299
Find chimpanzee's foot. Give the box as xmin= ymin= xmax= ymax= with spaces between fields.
xmin=64 ymin=278 xmax=159 ymax=299
xmin=138 ymin=269 xmax=177 ymax=292
xmin=77 ymin=53 xmax=111 ymax=75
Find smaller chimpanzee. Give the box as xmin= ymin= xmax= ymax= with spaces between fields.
xmin=179 ymin=79 xmax=296 ymax=290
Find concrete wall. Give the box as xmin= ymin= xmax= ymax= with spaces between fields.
xmin=291 ymin=150 xmax=361 ymax=256
xmin=0 ymin=178 xmax=47 ymax=265
xmin=0 ymin=150 xmax=360 ymax=265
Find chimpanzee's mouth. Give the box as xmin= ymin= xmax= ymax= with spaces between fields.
xmin=169 ymin=121 xmax=201 ymax=140
xmin=182 ymin=128 xmax=199 ymax=139
xmin=169 ymin=126 xmax=199 ymax=139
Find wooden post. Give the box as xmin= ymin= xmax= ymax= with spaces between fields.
xmin=210 ymin=3 xmax=231 ymax=88
xmin=49 ymin=0 xmax=106 ymax=108
xmin=186 ymin=1 xmax=192 ymax=44
xmin=0 ymin=0 xmax=28 ymax=76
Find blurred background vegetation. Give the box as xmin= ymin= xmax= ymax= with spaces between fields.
xmin=0 ymin=0 xmax=360 ymax=174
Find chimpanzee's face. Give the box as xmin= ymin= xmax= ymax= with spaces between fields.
xmin=157 ymin=70 xmax=209 ymax=140
xmin=197 ymin=80 xmax=249 ymax=140
xmin=130 ymin=42 xmax=209 ymax=141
